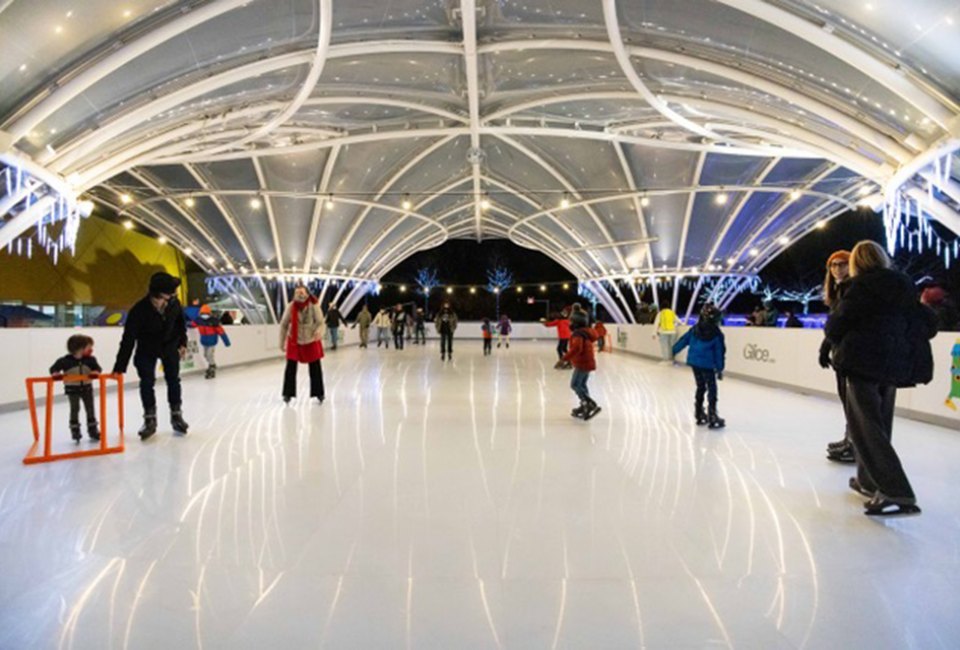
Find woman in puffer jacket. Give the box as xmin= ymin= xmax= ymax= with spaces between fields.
xmin=279 ymin=285 xmax=325 ymax=404
xmin=825 ymin=241 xmax=936 ymax=517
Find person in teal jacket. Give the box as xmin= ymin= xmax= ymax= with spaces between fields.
xmin=673 ymin=303 xmax=726 ymax=428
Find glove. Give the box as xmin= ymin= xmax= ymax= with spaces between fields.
xmin=717 ymin=371 xmax=724 ymax=381
xmin=818 ymin=347 xmax=831 ymax=369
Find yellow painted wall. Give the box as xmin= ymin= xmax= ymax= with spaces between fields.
xmin=0 ymin=215 xmax=188 ymax=309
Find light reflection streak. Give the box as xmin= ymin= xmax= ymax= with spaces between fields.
xmin=58 ymin=557 xmax=123 ymax=650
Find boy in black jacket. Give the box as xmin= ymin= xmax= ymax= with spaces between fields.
xmin=50 ymin=334 xmax=102 ymax=442
xmin=112 ymin=272 xmax=189 ymax=439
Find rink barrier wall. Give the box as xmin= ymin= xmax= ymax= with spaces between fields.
xmin=0 ymin=324 xmax=360 ymax=412
xmin=613 ymin=324 xmax=960 ymax=431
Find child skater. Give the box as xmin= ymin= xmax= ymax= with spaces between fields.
xmin=672 ymin=303 xmax=726 ymax=429
xmin=481 ymin=318 xmax=493 ymax=356
xmin=497 ymin=314 xmax=512 ymax=349
xmin=563 ymin=310 xmax=601 ymax=420
xmin=594 ymin=320 xmax=608 ymax=352
xmin=49 ymin=334 xmax=102 ymax=442
xmin=191 ymin=304 xmax=231 ymax=378
xmin=542 ymin=307 xmax=572 ymax=369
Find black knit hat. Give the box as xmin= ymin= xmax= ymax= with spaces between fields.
xmin=149 ymin=272 xmax=181 ymax=296
xmin=570 ymin=310 xmax=589 ymax=329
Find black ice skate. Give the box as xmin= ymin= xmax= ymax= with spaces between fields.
xmin=695 ymin=404 xmax=708 ymax=426
xmin=70 ymin=424 xmax=82 ymax=443
xmin=707 ymin=408 xmax=725 ymax=429
xmin=581 ymin=399 xmax=602 ymax=420
xmin=139 ymin=408 xmax=158 ymax=440
xmin=571 ymin=402 xmax=587 ymax=418
xmin=87 ymin=422 xmax=100 ymax=442
xmin=171 ymin=408 xmax=189 ymax=435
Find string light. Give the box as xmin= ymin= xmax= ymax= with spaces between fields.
xmin=560 ymin=194 xmax=570 ymax=209
xmin=640 ymin=195 xmax=650 ymax=207
xmin=325 ymin=195 xmax=335 ymax=209
xmin=789 ymin=190 xmax=801 ymax=201
xmin=122 ymin=219 xmax=134 ymax=230
xmin=120 ymin=194 xmax=132 ymax=204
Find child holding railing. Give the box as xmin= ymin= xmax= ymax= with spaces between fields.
xmin=49 ymin=334 xmax=102 ymax=442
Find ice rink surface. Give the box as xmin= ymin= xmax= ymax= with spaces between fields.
xmin=1 ymin=341 xmax=958 ymax=649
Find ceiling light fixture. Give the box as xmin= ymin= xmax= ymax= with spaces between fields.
xmin=714 ymin=192 xmax=729 ymax=205
xmin=325 ymin=195 xmax=334 ymax=209
xmin=120 ymin=193 xmax=132 ymax=204
xmin=789 ymin=190 xmax=801 ymax=201
xmin=640 ymin=195 xmax=650 ymax=207
xmin=122 ymin=220 xmax=134 ymax=230
xmin=560 ymin=194 xmax=571 ymax=209
xmin=185 ymin=197 xmax=195 ymax=208
xmin=249 ymin=197 xmax=262 ymax=209
xmin=401 ymin=194 xmax=412 ymax=211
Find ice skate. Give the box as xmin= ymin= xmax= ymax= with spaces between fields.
xmin=695 ymin=403 xmax=708 ymax=426
xmin=581 ymin=400 xmax=602 ymax=420
xmin=139 ymin=408 xmax=158 ymax=440
xmin=87 ymin=422 xmax=100 ymax=442
xmin=171 ymin=408 xmax=189 ymax=435
xmin=70 ymin=424 xmax=82 ymax=443
xmin=707 ymin=407 xmax=725 ymax=429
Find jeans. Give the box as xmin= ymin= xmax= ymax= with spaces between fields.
xmin=483 ymin=338 xmax=492 ymax=355
xmin=67 ymin=388 xmax=97 ymax=427
xmin=570 ymin=368 xmax=591 ymax=401
xmin=394 ymin=330 xmax=405 ymax=350
xmin=658 ymin=332 xmax=676 ymax=361
xmin=597 ymin=337 xmax=605 ymax=352
xmin=329 ymin=327 xmax=339 ymax=350
xmin=202 ymin=345 xmax=216 ymax=368
xmin=135 ymin=350 xmax=181 ymax=411
xmin=377 ymin=327 xmax=389 ymax=347
xmin=844 ymin=378 xmax=914 ymax=502
xmin=415 ymin=324 xmax=426 ymax=344
xmin=440 ymin=331 xmax=454 ymax=357
xmin=283 ymin=359 xmax=324 ymax=399
xmin=556 ymin=338 xmax=569 ymax=360
xmin=692 ymin=366 xmax=718 ymax=410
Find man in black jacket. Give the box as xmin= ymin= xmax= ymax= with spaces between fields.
xmin=113 ymin=272 xmax=189 ymax=439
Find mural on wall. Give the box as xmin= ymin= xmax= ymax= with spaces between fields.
xmin=946 ymin=339 xmax=960 ymax=411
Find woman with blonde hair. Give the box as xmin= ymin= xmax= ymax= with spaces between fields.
xmin=825 ymin=240 xmax=936 ymax=516
xmin=819 ymin=250 xmax=853 ymax=462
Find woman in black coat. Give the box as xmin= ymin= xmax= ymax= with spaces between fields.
xmin=825 ymin=241 xmax=936 ymax=517
xmin=819 ymin=250 xmax=853 ymax=462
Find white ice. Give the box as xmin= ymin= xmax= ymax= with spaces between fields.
xmin=1 ymin=342 xmax=958 ymax=649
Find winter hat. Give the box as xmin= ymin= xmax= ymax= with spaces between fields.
xmin=200 ymin=304 xmax=212 ymax=315
xmin=569 ymin=310 xmax=589 ymax=329
xmin=699 ymin=303 xmax=722 ymax=325
xmin=149 ymin=272 xmax=181 ymax=296
xmin=825 ymin=250 xmax=850 ymax=268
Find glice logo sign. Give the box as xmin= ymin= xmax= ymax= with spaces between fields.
xmin=743 ymin=343 xmax=775 ymax=363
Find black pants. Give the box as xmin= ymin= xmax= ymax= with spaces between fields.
xmin=556 ymin=339 xmax=569 ymax=360
xmin=135 ymin=350 xmax=181 ymax=411
xmin=692 ymin=366 xmax=718 ymax=410
xmin=440 ymin=331 xmax=453 ymax=357
xmin=283 ymin=359 xmax=324 ymax=399
xmin=415 ymin=324 xmax=426 ymax=344
xmin=835 ymin=370 xmax=849 ymax=440
xmin=67 ymin=388 xmax=97 ymax=427
xmin=394 ymin=330 xmax=405 ymax=350
xmin=483 ymin=338 xmax=492 ymax=355
xmin=844 ymin=378 xmax=914 ymax=502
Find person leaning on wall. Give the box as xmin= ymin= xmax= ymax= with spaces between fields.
xmin=824 ymin=240 xmax=937 ymax=517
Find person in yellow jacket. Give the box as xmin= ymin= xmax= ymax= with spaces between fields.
xmin=652 ymin=307 xmax=678 ymax=362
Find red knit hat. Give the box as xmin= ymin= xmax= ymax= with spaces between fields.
xmin=826 ymin=250 xmax=850 ymax=268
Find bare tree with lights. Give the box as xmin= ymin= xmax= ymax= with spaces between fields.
xmin=414 ymin=267 xmax=440 ymax=312
xmin=486 ymin=264 xmax=514 ymax=319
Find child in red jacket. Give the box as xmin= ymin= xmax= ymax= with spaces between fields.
xmin=563 ymin=311 xmax=601 ymax=419
xmin=542 ymin=307 xmax=572 ymax=369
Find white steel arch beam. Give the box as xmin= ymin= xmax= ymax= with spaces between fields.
xmin=672 ymin=152 xmax=707 ymax=312
xmin=193 ymin=0 xmax=332 ymax=159
xmin=251 ymin=157 xmax=289 ymax=311
xmin=126 ymin=168 xmax=235 ymax=267
xmin=729 ymin=164 xmax=842 ymax=269
xmin=458 ymin=0 xmax=484 ymax=241
xmin=712 ymin=0 xmax=957 ymax=127
xmin=477 ymin=41 xmax=917 ymax=159
xmin=184 ymin=163 xmax=278 ymax=323
xmin=613 ymin=141 xmax=655 ymax=273
xmin=702 ymin=157 xmax=782 ymax=270
xmin=3 ymin=0 xmax=253 ymax=141
xmin=303 ymin=145 xmax=340 ymax=273
xmin=326 ymin=135 xmax=459 ymax=282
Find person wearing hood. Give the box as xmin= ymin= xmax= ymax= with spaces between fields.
xmin=563 ymin=310 xmax=601 ymax=420
xmin=353 ymin=305 xmax=373 ymax=348
xmin=819 ymin=250 xmax=854 ymax=463
xmin=113 ymin=271 xmax=189 ymax=439
xmin=279 ymin=285 xmax=325 ymax=404
xmin=325 ymin=304 xmax=347 ymax=350
xmin=673 ymin=303 xmax=726 ymax=429
xmin=497 ymin=314 xmax=512 ymax=349
xmin=190 ymin=304 xmax=231 ymax=379
xmin=435 ymin=301 xmax=459 ymax=361
xmin=825 ymin=241 xmax=936 ymax=517
xmin=373 ymin=308 xmax=392 ymax=348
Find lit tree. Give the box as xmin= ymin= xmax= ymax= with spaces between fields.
xmin=781 ymin=286 xmax=822 ymax=314
xmin=486 ymin=264 xmax=514 ymax=318
xmin=415 ymin=266 xmax=440 ymax=311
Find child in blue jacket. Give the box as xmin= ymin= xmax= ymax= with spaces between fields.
xmin=190 ymin=305 xmax=231 ymax=379
xmin=673 ymin=303 xmax=726 ymax=428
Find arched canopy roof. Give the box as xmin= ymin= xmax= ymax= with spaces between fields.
xmin=2 ymin=0 xmax=959 ymax=320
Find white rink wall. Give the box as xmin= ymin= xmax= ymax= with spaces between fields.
xmin=613 ymin=323 xmax=960 ymax=431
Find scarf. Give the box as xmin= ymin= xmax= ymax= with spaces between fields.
xmin=290 ymin=295 xmax=318 ymax=345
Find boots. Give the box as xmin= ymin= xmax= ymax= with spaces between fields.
xmin=707 ymin=406 xmax=725 ymax=429
xmin=87 ymin=421 xmax=100 ymax=442
xmin=695 ymin=403 xmax=708 ymax=426
xmin=581 ymin=398 xmax=602 ymax=420
xmin=171 ymin=407 xmax=189 ymax=435
xmin=139 ymin=407 xmax=158 ymax=440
